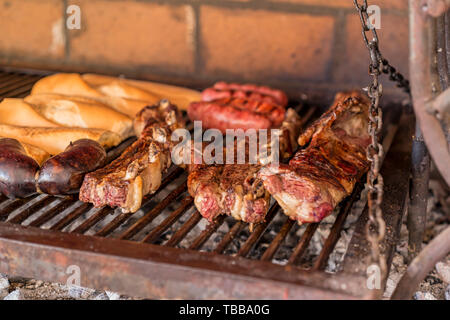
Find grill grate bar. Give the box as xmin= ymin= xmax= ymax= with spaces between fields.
xmin=119 ymin=182 xmax=187 ymax=240
xmin=287 ymin=223 xmax=319 ymax=265
xmin=313 ymin=183 xmax=364 ymax=270
xmin=261 ymin=218 xmax=295 ymax=262
xmin=0 ymin=195 xmax=8 ymax=204
xmin=188 ymin=215 xmax=226 ymax=250
xmin=94 ymin=167 xmax=184 ymax=237
xmin=0 ymin=74 xmax=35 ymax=91
xmin=0 ymin=76 xmax=40 ymax=96
xmin=0 ymin=196 xmax=38 ymax=222
xmin=71 ymin=206 xmax=114 ymax=234
xmin=165 ymin=210 xmax=202 ymax=247
xmin=213 ymin=221 xmax=245 ymax=254
xmin=8 ymin=195 xmax=56 ymax=225
xmin=28 ymin=197 xmax=75 ymax=228
xmin=50 ymin=202 xmax=91 ymax=231
xmin=142 ymin=196 xmax=193 ymax=243
xmin=0 ymin=73 xmax=16 ymax=81
xmin=237 ymin=204 xmax=279 ymax=257
xmin=1 ymin=83 xmax=39 ymax=99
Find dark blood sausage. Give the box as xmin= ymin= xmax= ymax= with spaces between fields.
xmin=188 ymin=98 xmax=285 ymax=133
xmin=0 ymin=138 xmax=39 ymax=198
xmin=201 ymin=82 xmax=288 ymax=107
xmin=37 ymin=139 xmax=106 ymax=195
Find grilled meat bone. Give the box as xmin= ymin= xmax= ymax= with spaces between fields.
xmin=80 ymin=100 xmax=184 ymax=213
xmin=187 ymin=108 xmax=302 ymax=223
xmin=259 ymin=91 xmax=371 ymax=224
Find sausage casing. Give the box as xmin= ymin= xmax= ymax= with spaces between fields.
xmin=0 ymin=138 xmax=39 ymax=198
xmin=187 ymin=98 xmax=285 ymax=133
xmin=37 ymin=139 xmax=106 ymax=195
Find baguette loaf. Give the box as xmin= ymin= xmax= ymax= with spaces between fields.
xmin=83 ymin=73 xmax=201 ymax=111
xmin=25 ymin=94 xmax=134 ymax=140
xmin=0 ymin=98 xmax=59 ymax=127
xmin=0 ymin=124 xmax=121 ymax=155
xmin=31 ymin=73 xmax=201 ymax=113
xmin=31 ymin=73 xmax=156 ymax=117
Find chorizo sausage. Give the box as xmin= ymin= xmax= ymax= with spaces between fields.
xmin=202 ymin=82 xmax=288 ymax=107
xmin=188 ymin=98 xmax=285 ymax=133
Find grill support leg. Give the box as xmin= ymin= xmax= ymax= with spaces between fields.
xmin=407 ymin=124 xmax=430 ymax=261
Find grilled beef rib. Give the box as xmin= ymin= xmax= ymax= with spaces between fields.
xmin=187 ymin=109 xmax=302 ymax=223
xmin=79 ymin=100 xmax=184 ymax=213
xmin=259 ymin=91 xmax=371 ymax=224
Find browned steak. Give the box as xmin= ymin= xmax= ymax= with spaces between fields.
xmin=79 ymin=100 xmax=184 ymax=213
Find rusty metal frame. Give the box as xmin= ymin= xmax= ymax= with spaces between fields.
xmin=0 ymin=223 xmax=369 ymax=300
xmin=409 ymin=0 xmax=450 ymax=185
xmin=391 ymin=226 xmax=450 ymax=299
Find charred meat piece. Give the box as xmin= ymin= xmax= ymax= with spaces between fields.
xmin=259 ymin=91 xmax=371 ymax=224
xmin=80 ymin=100 xmax=184 ymax=213
xmin=133 ymin=99 xmax=183 ymax=137
xmin=37 ymin=139 xmax=106 ymax=195
xmin=187 ymin=109 xmax=302 ymax=223
xmin=188 ymin=97 xmax=286 ymax=133
xmin=202 ymin=82 xmax=288 ymax=107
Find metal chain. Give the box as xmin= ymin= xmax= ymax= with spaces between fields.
xmin=352 ymin=0 xmax=411 ymax=281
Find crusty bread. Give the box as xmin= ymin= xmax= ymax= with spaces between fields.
xmin=30 ymin=73 xmax=155 ymax=117
xmin=0 ymin=98 xmax=59 ymax=127
xmin=31 ymin=73 xmax=103 ymax=98
xmin=95 ymin=79 xmax=160 ymax=102
xmin=31 ymin=73 xmax=201 ymax=113
xmin=0 ymin=136 xmax=50 ymax=165
xmin=98 ymin=96 xmax=151 ymax=118
xmin=0 ymin=125 xmax=121 ymax=155
xmin=83 ymin=73 xmax=202 ymax=111
xmin=24 ymin=94 xmax=134 ymax=140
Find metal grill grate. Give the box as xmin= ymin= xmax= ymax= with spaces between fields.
xmin=0 ymin=70 xmax=412 ymax=299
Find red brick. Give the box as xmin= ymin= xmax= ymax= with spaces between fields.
xmin=269 ymin=0 xmax=408 ymax=10
xmin=333 ymin=13 xmax=409 ymax=86
xmin=200 ymin=6 xmax=335 ymax=81
xmin=0 ymin=0 xmax=65 ymax=58
xmin=68 ymin=0 xmax=195 ymax=72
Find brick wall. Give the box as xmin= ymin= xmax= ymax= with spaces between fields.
xmin=0 ymin=0 xmax=410 ymax=100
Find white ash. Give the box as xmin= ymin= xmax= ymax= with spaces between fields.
xmin=1 ymin=276 xmax=137 ymax=300
xmin=0 ymin=274 xmax=9 ymax=291
xmin=94 ymin=292 xmax=109 ymax=300
xmin=384 ymin=178 xmax=449 ymax=300
xmin=435 ymin=261 xmax=450 ymax=283
xmin=67 ymin=285 xmax=95 ymax=299
xmin=413 ymin=291 xmax=437 ymax=300
xmin=106 ymin=291 xmax=121 ymax=300
xmin=0 ymin=274 xmax=10 ymax=299
xmin=4 ymin=289 xmax=21 ymax=300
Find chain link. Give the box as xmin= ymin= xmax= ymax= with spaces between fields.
xmin=352 ymin=0 xmax=411 ymax=281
